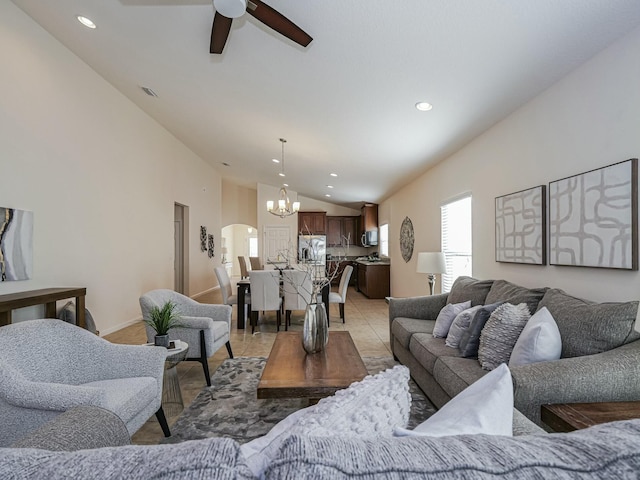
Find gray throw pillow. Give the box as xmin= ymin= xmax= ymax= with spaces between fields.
xmin=447 ymin=276 xmax=494 ymax=306
xmin=432 ymin=301 xmax=472 ymax=338
xmin=58 ymin=301 xmax=98 ymax=334
xmin=478 ymin=303 xmax=531 ymax=370
xmin=484 ymin=280 xmax=548 ymax=314
xmin=458 ymin=302 xmax=503 ymax=358
xmin=537 ymin=289 xmax=640 ymax=358
xmin=445 ymin=305 xmax=483 ymax=349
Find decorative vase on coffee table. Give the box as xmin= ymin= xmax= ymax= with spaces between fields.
xmin=302 ymin=302 xmax=329 ymax=354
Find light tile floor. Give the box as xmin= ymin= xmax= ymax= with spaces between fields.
xmin=104 ymin=284 xmax=391 ymax=444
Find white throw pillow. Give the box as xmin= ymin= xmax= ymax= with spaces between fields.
xmin=394 ymin=363 xmax=513 ymax=438
xmin=445 ymin=305 xmax=483 ymax=348
xmin=433 ymin=301 xmax=472 ymax=338
xmin=509 ymin=307 xmax=562 ymax=367
xmin=241 ymin=365 xmax=411 ymax=478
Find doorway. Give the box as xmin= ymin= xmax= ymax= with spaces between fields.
xmin=174 ymin=203 xmax=189 ymax=294
xmin=263 ymin=225 xmax=292 ymax=265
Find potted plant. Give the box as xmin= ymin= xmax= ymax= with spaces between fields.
xmin=144 ymin=301 xmax=182 ymax=348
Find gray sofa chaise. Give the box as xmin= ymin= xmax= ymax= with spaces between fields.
xmin=389 ymin=276 xmax=640 ymax=425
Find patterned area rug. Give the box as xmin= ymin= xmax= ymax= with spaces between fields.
xmin=162 ymin=356 xmax=436 ymax=444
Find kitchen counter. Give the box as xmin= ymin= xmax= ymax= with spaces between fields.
xmin=355 ymin=260 xmax=390 ymax=266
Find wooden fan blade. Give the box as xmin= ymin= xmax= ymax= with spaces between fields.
xmin=246 ymin=0 xmax=312 ymax=47
xmin=210 ymin=12 xmax=233 ymax=54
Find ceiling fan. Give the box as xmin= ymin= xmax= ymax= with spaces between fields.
xmin=210 ymin=0 xmax=313 ymax=54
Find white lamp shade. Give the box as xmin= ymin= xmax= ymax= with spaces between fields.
xmin=416 ymin=252 xmax=446 ymax=274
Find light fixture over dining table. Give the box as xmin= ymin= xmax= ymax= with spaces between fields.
xmin=266 ymin=138 xmax=300 ymax=218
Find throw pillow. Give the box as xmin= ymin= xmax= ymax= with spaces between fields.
xmin=509 ymin=307 xmax=562 ymax=367
xmin=240 ymin=365 xmax=411 ymax=478
xmin=394 ymin=363 xmax=513 ymax=437
xmin=444 ymin=305 xmax=483 ymax=348
xmin=58 ymin=301 xmax=98 ymax=334
xmin=458 ymin=302 xmax=503 ymax=358
xmin=478 ymin=303 xmax=531 ymax=370
xmin=432 ymin=301 xmax=472 ymax=338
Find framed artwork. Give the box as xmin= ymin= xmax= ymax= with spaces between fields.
xmin=549 ymin=158 xmax=638 ymax=270
xmin=399 ymin=216 xmax=414 ymax=263
xmin=495 ymin=185 xmax=546 ymax=265
xmin=0 ymin=207 xmax=34 ymax=281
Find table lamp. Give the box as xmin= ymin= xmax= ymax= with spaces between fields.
xmin=416 ymin=252 xmax=446 ymax=295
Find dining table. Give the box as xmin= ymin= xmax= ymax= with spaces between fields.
xmin=236 ymin=277 xmax=330 ymax=330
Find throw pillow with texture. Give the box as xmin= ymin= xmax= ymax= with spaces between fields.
xmin=240 ymin=365 xmax=411 ymax=478
xmin=458 ymin=302 xmax=504 ymax=358
xmin=509 ymin=307 xmax=562 ymax=367
xmin=432 ymin=301 xmax=472 ymax=338
xmin=394 ymin=363 xmax=513 ymax=437
xmin=445 ymin=305 xmax=483 ymax=348
xmin=478 ymin=303 xmax=531 ymax=370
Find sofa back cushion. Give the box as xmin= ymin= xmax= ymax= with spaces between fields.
xmin=447 ymin=277 xmax=494 ymax=306
xmin=537 ymin=289 xmax=640 ymax=358
xmin=485 ymin=280 xmax=548 ymax=314
xmin=266 ymin=420 xmax=640 ymax=479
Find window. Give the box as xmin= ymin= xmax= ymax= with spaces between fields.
xmin=379 ymin=223 xmax=389 ymax=257
xmin=441 ymin=195 xmax=472 ymax=292
xmin=248 ymin=236 xmax=258 ymax=257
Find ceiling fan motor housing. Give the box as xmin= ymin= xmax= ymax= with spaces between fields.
xmin=214 ymin=0 xmax=247 ymax=18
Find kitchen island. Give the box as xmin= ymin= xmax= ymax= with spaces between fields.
xmin=355 ymin=260 xmax=390 ymax=299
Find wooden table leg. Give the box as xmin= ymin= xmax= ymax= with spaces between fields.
xmin=0 ymin=310 xmax=10 ymax=326
xmin=45 ymin=301 xmax=57 ymax=319
xmin=237 ymin=284 xmax=246 ymax=329
xmin=76 ymin=295 xmax=86 ymax=329
xmin=322 ymin=284 xmax=330 ymax=326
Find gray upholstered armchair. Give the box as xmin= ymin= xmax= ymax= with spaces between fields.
xmin=139 ymin=289 xmax=233 ymax=386
xmin=0 ymin=319 xmax=168 ymax=447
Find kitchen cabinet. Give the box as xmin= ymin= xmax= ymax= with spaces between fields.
xmin=298 ymin=211 xmax=326 ymax=235
xmin=356 ymin=262 xmax=389 ymax=299
xmin=327 ymin=216 xmax=359 ymax=246
xmin=360 ymin=204 xmax=378 ymax=233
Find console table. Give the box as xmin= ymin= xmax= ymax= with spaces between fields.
xmin=541 ymin=401 xmax=640 ymax=432
xmin=0 ymin=288 xmax=87 ymax=329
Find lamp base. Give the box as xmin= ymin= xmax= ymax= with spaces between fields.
xmin=428 ymin=274 xmax=436 ymax=296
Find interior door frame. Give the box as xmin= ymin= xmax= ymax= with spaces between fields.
xmin=174 ymin=203 xmax=190 ymax=294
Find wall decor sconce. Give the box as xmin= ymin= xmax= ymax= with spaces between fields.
xmin=200 ymin=226 xmax=207 ymax=252
xmin=207 ymin=234 xmax=215 ymax=258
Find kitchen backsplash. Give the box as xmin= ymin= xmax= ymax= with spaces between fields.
xmin=327 ymin=245 xmax=374 ymax=258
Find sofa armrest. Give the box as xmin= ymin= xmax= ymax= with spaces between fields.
xmin=11 ymin=406 xmax=130 ymax=450
xmin=511 ymin=340 xmax=640 ymax=425
xmin=389 ymin=294 xmax=449 ymax=322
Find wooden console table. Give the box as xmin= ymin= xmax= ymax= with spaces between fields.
xmin=541 ymin=401 xmax=640 ymax=432
xmin=0 ymin=288 xmax=87 ymax=329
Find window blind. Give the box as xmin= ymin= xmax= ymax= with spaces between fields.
xmin=441 ymin=195 xmax=472 ymax=292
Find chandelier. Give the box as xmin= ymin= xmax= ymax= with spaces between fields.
xmin=266 ymin=138 xmax=301 ymax=218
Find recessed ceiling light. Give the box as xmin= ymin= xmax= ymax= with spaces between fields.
xmin=76 ymin=15 xmax=96 ymax=29
xmin=283 ymin=183 xmax=289 ymax=187
xmin=272 ymin=159 xmax=280 ymax=163
xmin=415 ymin=102 xmax=433 ymax=111
xmin=327 ymin=185 xmax=334 ymax=189
xmin=330 ymin=173 xmax=338 ymax=177
xmin=325 ymin=194 xmax=331 ymax=197
xmin=279 ymin=173 xmax=285 ymax=177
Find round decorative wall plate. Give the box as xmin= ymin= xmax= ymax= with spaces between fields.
xmin=400 ymin=216 xmax=415 ymax=263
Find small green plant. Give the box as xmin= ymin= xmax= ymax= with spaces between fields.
xmin=144 ymin=301 xmax=182 ymax=335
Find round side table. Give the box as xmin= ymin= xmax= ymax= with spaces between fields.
xmin=162 ymin=340 xmax=189 ymax=417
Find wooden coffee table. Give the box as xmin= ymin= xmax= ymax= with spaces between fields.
xmin=257 ymin=331 xmax=368 ymax=402
xmin=541 ymin=401 xmax=640 ymax=432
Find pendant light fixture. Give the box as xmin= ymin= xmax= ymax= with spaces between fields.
xmin=266 ymin=138 xmax=300 ymax=218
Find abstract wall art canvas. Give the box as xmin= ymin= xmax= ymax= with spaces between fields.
xmin=495 ymin=185 xmax=546 ymax=265
xmin=549 ymin=158 xmax=638 ymax=270
xmin=0 ymin=207 xmax=34 ymax=281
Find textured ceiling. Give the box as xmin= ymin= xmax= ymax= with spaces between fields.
xmin=11 ymin=0 xmax=640 ymax=207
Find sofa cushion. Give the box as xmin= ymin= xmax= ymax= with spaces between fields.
xmin=445 ymin=305 xmax=483 ymax=348
xmin=447 ymin=276 xmax=494 ymax=306
xmin=458 ymin=302 xmax=503 ymax=358
xmin=432 ymin=356 xmax=487 ymax=399
xmin=266 ymin=420 xmax=640 ymax=480
xmin=478 ymin=303 xmax=531 ymax=370
xmin=0 ymin=437 xmax=254 ymax=480
xmin=83 ymin=377 xmax=157 ymax=424
xmin=391 ymin=318 xmax=436 ymax=350
xmin=395 ymin=364 xmax=513 ymax=437
xmin=432 ymin=301 xmax=472 ymax=338
xmin=485 ymin=280 xmax=548 ymax=314
xmin=509 ymin=307 xmax=562 ymax=367
xmin=409 ymin=334 xmax=461 ymax=376
xmin=537 ymin=289 xmax=640 ymax=358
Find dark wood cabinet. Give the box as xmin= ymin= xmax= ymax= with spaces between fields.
xmin=357 ymin=263 xmax=389 ymax=299
xmin=298 ymin=211 xmax=326 ymax=235
xmin=360 ymin=204 xmax=378 ymax=234
xmin=326 ymin=216 xmax=359 ymax=246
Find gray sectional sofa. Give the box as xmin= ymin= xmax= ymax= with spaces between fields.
xmin=389 ymin=276 xmax=640 ymax=425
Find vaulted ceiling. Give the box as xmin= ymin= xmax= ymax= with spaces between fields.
xmin=12 ymin=0 xmax=640 ymax=207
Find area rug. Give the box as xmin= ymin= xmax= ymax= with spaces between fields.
xmin=162 ymin=356 xmax=436 ymax=444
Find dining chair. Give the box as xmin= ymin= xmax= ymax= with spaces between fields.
xmin=214 ymin=266 xmax=250 ymax=310
xmin=249 ymin=256 xmax=263 ymax=270
xmin=330 ymin=265 xmax=354 ymax=322
xmin=249 ymin=270 xmax=282 ymax=333
xmin=282 ymin=269 xmax=313 ymax=330
xmin=238 ymin=256 xmax=249 ymax=279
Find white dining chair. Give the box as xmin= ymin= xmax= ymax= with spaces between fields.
xmin=330 ymin=265 xmax=354 ymax=323
xmin=282 ymin=269 xmax=313 ymax=330
xmin=249 ymin=270 xmax=282 ymax=333
xmin=214 ymin=266 xmax=251 ymax=309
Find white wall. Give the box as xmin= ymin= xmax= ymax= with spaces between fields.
xmin=381 ymin=25 xmax=640 ymax=306
xmin=0 ymin=2 xmax=223 ymax=334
